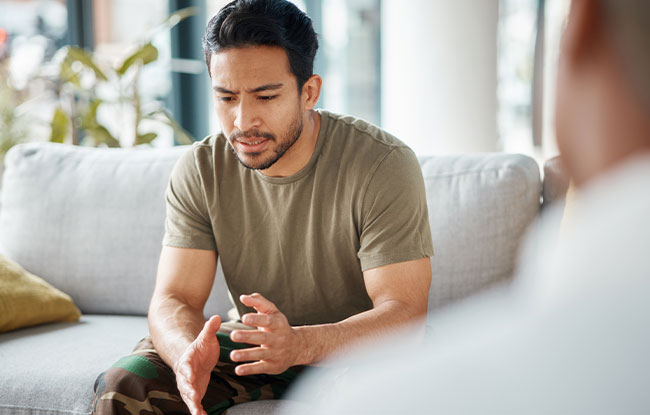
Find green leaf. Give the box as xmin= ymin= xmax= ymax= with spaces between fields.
xmin=149 ymin=7 xmax=198 ymax=35
xmin=164 ymin=7 xmax=199 ymax=27
xmin=135 ymin=132 xmax=158 ymax=145
xmin=75 ymin=99 xmax=122 ymax=147
xmin=87 ymin=125 xmax=121 ymax=148
xmin=59 ymin=58 xmax=82 ymax=87
xmin=80 ymin=98 xmax=103 ymax=131
xmin=145 ymin=109 xmax=194 ymax=144
xmin=88 ymin=98 xmax=101 ymax=119
xmin=50 ymin=107 xmax=69 ymax=143
xmin=116 ymin=43 xmax=159 ymax=75
xmin=65 ymin=46 xmax=108 ymax=81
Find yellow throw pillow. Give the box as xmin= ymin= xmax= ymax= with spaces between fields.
xmin=0 ymin=254 xmax=81 ymax=333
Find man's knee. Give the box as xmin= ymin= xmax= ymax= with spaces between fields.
xmin=93 ymin=354 xmax=185 ymax=414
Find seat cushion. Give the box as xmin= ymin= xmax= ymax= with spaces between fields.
xmin=0 ymin=315 xmax=306 ymax=415
xmin=419 ymin=153 xmax=541 ymax=311
xmin=0 ymin=315 xmax=149 ymax=415
xmin=0 ymin=143 xmax=231 ymax=317
xmin=225 ymin=400 xmax=309 ymax=414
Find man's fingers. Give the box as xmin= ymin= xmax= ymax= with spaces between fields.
xmin=178 ymin=363 xmax=194 ymax=382
xmin=240 ymin=293 xmax=278 ymax=314
xmin=179 ymin=382 xmax=207 ymax=415
xmin=185 ymin=397 xmax=207 ymax=415
xmin=175 ymin=317 xmax=221 ymax=415
xmin=199 ymin=315 xmax=222 ymax=340
xmin=230 ymin=346 xmax=268 ymax=362
xmin=230 ymin=329 xmax=268 ymax=345
xmin=235 ymin=360 xmax=269 ymax=376
xmin=195 ymin=315 xmax=222 ymax=350
xmin=182 ymin=393 xmax=199 ymax=415
xmin=188 ymin=391 xmax=204 ymax=415
xmin=241 ymin=312 xmax=274 ymax=328
xmin=178 ymin=377 xmax=205 ymax=415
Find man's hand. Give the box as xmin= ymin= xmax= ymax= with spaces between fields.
xmin=175 ymin=315 xmax=222 ymax=415
xmin=229 ymin=293 xmax=302 ymax=376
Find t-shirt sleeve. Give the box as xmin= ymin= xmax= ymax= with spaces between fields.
xmin=162 ymin=147 xmax=217 ymax=251
xmin=357 ymin=147 xmax=434 ymax=271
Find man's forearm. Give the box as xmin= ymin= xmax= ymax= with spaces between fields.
xmin=231 ymin=259 xmax=431 ymax=374
xmin=148 ymin=295 xmax=207 ymax=371
xmin=292 ymin=300 xmax=426 ymax=366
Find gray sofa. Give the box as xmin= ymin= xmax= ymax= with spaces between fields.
xmin=0 ymin=142 xmax=551 ymax=414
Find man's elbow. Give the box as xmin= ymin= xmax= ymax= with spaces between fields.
xmin=380 ymin=297 xmax=428 ymax=323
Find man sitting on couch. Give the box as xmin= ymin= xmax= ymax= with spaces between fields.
xmin=92 ymin=1 xmax=433 ymax=414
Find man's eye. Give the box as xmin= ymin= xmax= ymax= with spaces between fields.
xmin=258 ymin=95 xmax=277 ymax=101
xmin=219 ymin=96 xmax=234 ymax=102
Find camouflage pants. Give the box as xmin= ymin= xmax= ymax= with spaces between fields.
xmin=92 ymin=332 xmax=305 ymax=415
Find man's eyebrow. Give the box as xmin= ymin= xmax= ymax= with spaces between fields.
xmin=213 ymin=86 xmax=237 ymax=94
xmin=247 ymin=83 xmax=284 ymax=93
xmin=212 ymin=83 xmax=284 ymax=94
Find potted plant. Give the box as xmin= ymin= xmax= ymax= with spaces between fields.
xmin=48 ymin=7 xmax=197 ymax=147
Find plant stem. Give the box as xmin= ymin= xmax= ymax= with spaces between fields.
xmin=133 ymin=64 xmax=141 ymax=147
xmin=70 ymin=90 xmax=79 ymax=145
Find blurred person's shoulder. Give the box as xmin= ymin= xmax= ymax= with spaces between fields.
xmin=526 ymin=153 xmax=650 ymax=305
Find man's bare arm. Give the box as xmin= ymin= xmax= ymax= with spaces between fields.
xmin=148 ymin=246 xmax=219 ymax=415
xmin=149 ymin=246 xmax=217 ymax=366
xmin=229 ymin=257 xmax=432 ymax=374
xmin=295 ymin=257 xmax=432 ymax=364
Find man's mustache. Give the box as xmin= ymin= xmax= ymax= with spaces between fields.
xmin=230 ymin=130 xmax=275 ymax=141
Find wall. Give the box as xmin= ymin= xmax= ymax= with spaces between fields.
xmin=541 ymin=0 xmax=570 ymax=159
xmin=381 ymin=0 xmax=499 ymax=155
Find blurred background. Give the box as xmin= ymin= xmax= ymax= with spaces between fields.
xmin=0 ymin=0 xmax=569 ymax=162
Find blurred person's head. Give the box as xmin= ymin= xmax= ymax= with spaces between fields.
xmin=555 ymin=0 xmax=650 ymax=186
xmin=201 ymin=0 xmax=322 ymax=172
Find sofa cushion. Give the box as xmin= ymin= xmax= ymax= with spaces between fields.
xmin=225 ymin=400 xmax=309 ymax=414
xmin=419 ymin=153 xmax=540 ymax=311
xmin=0 ymin=143 xmax=232 ymax=317
xmin=0 ymin=253 xmax=80 ymax=333
xmin=0 ymin=315 xmax=149 ymax=415
xmin=0 ymin=315 xmax=303 ymax=415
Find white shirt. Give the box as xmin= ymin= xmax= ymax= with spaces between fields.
xmin=288 ymin=154 xmax=650 ymax=415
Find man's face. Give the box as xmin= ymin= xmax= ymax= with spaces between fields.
xmin=209 ymin=46 xmax=304 ymax=170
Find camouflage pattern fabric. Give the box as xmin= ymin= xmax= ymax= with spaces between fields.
xmin=92 ymin=334 xmax=305 ymax=415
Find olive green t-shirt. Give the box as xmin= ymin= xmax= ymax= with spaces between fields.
xmin=163 ymin=110 xmax=433 ymax=326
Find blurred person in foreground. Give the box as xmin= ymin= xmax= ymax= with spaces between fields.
xmin=92 ymin=0 xmax=433 ymax=414
xmin=287 ymin=0 xmax=650 ymax=412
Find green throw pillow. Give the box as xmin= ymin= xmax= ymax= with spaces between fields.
xmin=0 ymin=253 xmax=81 ymax=333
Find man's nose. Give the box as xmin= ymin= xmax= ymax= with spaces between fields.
xmin=233 ymin=99 xmax=260 ymax=132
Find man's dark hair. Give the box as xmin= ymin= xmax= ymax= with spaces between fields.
xmin=202 ymin=0 xmax=319 ymax=90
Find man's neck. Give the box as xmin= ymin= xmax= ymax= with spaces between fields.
xmin=260 ymin=110 xmax=321 ymax=178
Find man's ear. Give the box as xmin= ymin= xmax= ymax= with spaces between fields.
xmin=563 ymin=0 xmax=605 ymax=66
xmin=301 ymin=75 xmax=322 ymax=110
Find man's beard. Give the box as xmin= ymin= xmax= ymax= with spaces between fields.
xmin=228 ymin=113 xmax=304 ymax=171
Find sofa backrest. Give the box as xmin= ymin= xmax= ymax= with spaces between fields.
xmin=0 ymin=143 xmax=232 ymax=317
xmin=420 ymin=153 xmax=541 ymax=312
xmin=542 ymin=155 xmax=570 ymax=209
xmin=0 ymin=143 xmax=541 ymax=318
